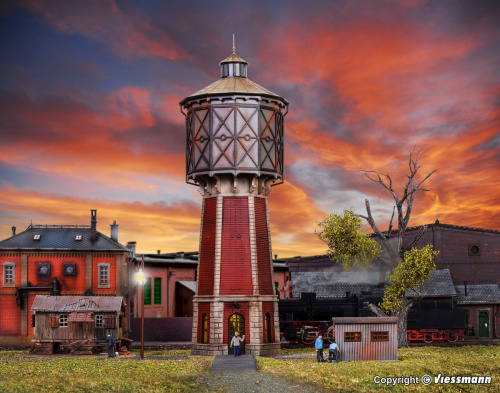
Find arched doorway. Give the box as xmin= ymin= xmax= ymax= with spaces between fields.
xmin=228 ymin=313 xmax=245 ymax=354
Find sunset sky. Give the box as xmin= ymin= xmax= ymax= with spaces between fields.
xmin=1 ymin=0 xmax=499 ymax=258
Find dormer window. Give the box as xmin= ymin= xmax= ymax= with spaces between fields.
xmin=75 ymin=235 xmax=83 ymax=241
xmin=33 ymin=234 xmax=41 ymax=240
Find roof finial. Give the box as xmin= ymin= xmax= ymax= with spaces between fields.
xmin=232 ymin=33 xmax=235 ymax=54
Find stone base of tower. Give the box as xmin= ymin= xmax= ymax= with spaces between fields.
xmin=191 ymin=296 xmax=281 ymax=357
xmin=191 ymin=343 xmax=280 ymax=357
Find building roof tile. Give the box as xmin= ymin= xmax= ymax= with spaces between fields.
xmin=455 ymin=284 xmax=500 ymax=304
xmin=0 ymin=225 xmax=128 ymax=251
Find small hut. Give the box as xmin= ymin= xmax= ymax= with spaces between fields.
xmin=31 ymin=295 xmax=124 ymax=354
xmin=332 ymin=317 xmax=398 ymax=361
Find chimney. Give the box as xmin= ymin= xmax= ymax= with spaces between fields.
xmin=464 ymin=281 xmax=468 ymax=297
xmin=110 ymin=220 xmax=119 ymax=242
xmin=126 ymin=241 xmax=136 ymax=257
xmin=157 ymin=250 xmax=161 ymax=255
xmin=11 ymin=226 xmax=16 ymax=236
xmin=90 ymin=210 xmax=97 ymax=241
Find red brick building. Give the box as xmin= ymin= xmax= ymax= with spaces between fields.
xmin=0 ymin=210 xmax=130 ymax=346
xmin=404 ymin=221 xmax=500 ymax=286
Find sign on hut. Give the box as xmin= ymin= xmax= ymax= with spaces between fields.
xmin=31 ymin=295 xmax=126 ymax=354
xmin=332 ymin=317 xmax=398 ymax=361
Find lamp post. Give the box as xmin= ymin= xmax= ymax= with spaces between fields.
xmin=135 ymin=266 xmax=145 ymax=360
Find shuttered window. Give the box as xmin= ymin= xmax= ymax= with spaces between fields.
xmin=49 ymin=314 xmax=59 ymax=328
xmin=154 ymin=278 xmax=161 ymax=305
xmin=103 ymin=315 xmax=116 ymax=328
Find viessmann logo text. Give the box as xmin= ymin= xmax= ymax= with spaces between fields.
xmin=373 ymin=374 xmax=492 ymax=386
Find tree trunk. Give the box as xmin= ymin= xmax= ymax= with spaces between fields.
xmin=396 ymin=304 xmax=411 ymax=348
xmin=368 ymin=303 xmax=388 ymax=317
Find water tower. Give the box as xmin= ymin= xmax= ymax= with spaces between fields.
xmin=180 ymin=41 xmax=288 ymax=356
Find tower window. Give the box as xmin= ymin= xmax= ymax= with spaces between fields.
xmin=201 ymin=313 xmax=209 ymax=343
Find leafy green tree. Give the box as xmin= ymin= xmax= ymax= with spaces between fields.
xmin=381 ymin=245 xmax=439 ymax=346
xmin=316 ymin=210 xmax=381 ymax=270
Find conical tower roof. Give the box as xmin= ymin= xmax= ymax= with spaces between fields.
xmin=180 ymin=47 xmax=288 ymax=106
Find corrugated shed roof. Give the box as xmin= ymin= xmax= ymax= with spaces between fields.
xmin=405 ymin=269 xmax=456 ymax=298
xmin=0 ymin=226 xmax=129 ymax=251
xmin=31 ymin=296 xmax=123 ymax=312
xmin=455 ymin=284 xmax=500 ymax=304
xmin=332 ymin=317 xmax=397 ymax=324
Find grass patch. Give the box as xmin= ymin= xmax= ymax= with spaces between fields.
xmin=0 ymin=349 xmax=212 ymax=393
xmin=257 ymin=345 xmax=500 ymax=392
xmin=2 ymin=346 xmax=498 ymax=392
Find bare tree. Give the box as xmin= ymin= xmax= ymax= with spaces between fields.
xmin=354 ymin=146 xmax=437 ymax=266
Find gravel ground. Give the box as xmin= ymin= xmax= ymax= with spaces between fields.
xmin=197 ymin=371 xmax=327 ymax=393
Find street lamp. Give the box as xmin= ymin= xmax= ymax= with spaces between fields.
xmin=135 ymin=267 xmax=145 ymax=360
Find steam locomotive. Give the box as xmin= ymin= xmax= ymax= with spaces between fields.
xmin=278 ymin=292 xmax=469 ymax=343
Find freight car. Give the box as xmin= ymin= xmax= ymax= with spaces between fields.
xmin=278 ymin=292 xmax=468 ymax=343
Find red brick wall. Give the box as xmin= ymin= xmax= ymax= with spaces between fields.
xmin=223 ymin=302 xmax=249 ymax=344
xmin=262 ymin=301 xmax=275 ymax=342
xmin=405 ymin=227 xmax=500 ymax=284
xmin=254 ymin=197 xmax=274 ymax=295
xmin=220 ymin=197 xmax=252 ymax=295
xmin=198 ymin=197 xmax=216 ymax=295
xmin=0 ymin=295 xmax=20 ymax=335
xmin=198 ymin=303 xmax=210 ymax=343
xmin=27 ymin=256 xmax=86 ymax=292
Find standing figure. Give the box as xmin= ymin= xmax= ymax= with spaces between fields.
xmin=315 ymin=334 xmax=325 ymax=362
xmin=230 ymin=332 xmax=246 ymax=356
xmin=105 ymin=332 xmax=116 ymax=358
xmin=328 ymin=340 xmax=340 ymax=363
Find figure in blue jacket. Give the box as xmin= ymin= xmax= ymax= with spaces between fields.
xmin=328 ymin=340 xmax=340 ymax=363
xmin=105 ymin=332 xmax=116 ymax=358
xmin=315 ymin=334 xmax=325 ymax=362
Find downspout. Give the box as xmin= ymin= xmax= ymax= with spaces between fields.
xmin=127 ymin=251 xmax=134 ymax=337
xmin=494 ymin=309 xmax=500 ymax=339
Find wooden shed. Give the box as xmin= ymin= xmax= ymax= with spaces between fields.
xmin=332 ymin=317 xmax=398 ymax=361
xmin=31 ymin=295 xmax=124 ymax=353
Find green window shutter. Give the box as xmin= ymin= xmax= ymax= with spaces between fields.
xmin=144 ymin=277 xmax=151 ymax=306
xmin=154 ymin=277 xmax=161 ymax=305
